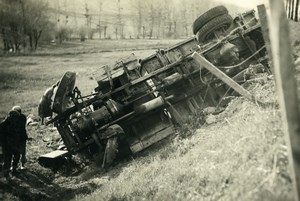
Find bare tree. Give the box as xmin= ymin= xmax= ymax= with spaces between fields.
xmin=98 ymin=0 xmax=104 ymax=39
xmin=84 ymin=2 xmax=93 ymax=39
xmin=130 ymin=0 xmax=166 ymax=39
xmin=0 ymin=0 xmax=22 ymax=52
xmin=144 ymin=0 xmax=160 ymax=39
xmin=129 ymin=0 xmax=144 ymax=38
xmin=179 ymin=0 xmax=189 ymax=37
xmin=116 ymin=0 xmax=124 ymax=39
xmin=22 ymin=0 xmax=51 ymax=49
xmin=127 ymin=0 xmax=220 ymax=39
xmin=162 ymin=0 xmax=173 ymax=38
xmin=0 ymin=0 xmax=51 ymax=52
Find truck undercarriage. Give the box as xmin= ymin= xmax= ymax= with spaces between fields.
xmin=38 ymin=6 xmax=269 ymax=169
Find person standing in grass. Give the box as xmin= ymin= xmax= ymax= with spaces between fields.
xmin=0 ymin=106 xmax=28 ymax=178
xmin=13 ymin=106 xmax=28 ymax=170
xmin=38 ymin=85 xmax=55 ymax=125
xmin=38 ymin=81 xmax=60 ymax=125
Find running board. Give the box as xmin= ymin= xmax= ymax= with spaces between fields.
xmin=38 ymin=150 xmax=70 ymax=169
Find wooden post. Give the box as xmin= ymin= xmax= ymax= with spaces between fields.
xmin=191 ymin=52 xmax=256 ymax=102
xmin=257 ymin=4 xmax=273 ymax=73
xmin=268 ymin=1 xmax=300 ymax=201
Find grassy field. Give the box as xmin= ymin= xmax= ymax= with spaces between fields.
xmin=0 ymin=35 xmax=297 ymax=201
xmin=0 ymin=39 xmax=186 ymax=200
xmin=0 ymin=39 xmax=180 ymax=118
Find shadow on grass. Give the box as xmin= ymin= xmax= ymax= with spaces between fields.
xmin=0 ymin=169 xmax=98 ymax=201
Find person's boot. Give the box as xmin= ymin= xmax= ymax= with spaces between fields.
xmin=11 ymin=168 xmax=19 ymax=176
xmin=20 ymin=155 xmax=27 ymax=170
xmin=20 ymin=163 xmax=25 ymax=170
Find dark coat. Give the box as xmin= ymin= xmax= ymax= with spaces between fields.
xmin=38 ymin=87 xmax=54 ymax=118
xmin=0 ymin=110 xmax=27 ymax=151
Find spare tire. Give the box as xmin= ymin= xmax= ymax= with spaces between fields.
xmin=192 ymin=6 xmax=228 ymax=34
xmin=52 ymin=72 xmax=76 ymax=114
xmin=196 ymin=14 xmax=233 ymax=43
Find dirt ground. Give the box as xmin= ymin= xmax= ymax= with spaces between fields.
xmin=0 ymin=29 xmax=299 ymax=200
xmin=0 ymin=39 xmax=182 ymax=200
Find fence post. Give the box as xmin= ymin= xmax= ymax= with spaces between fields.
xmin=191 ymin=52 xmax=256 ymax=102
xmin=268 ymin=1 xmax=300 ymax=200
xmin=257 ymin=4 xmax=273 ymax=73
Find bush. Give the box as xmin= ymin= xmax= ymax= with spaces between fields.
xmin=78 ymin=27 xmax=86 ymax=42
xmin=56 ymin=27 xmax=70 ymax=44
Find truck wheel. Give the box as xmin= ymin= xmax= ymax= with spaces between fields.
xmin=196 ymin=14 xmax=233 ymax=43
xmin=192 ymin=6 xmax=228 ymax=34
xmin=52 ymin=72 xmax=76 ymax=114
xmin=102 ymin=136 xmax=118 ymax=168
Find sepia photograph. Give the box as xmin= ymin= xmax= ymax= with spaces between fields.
xmin=0 ymin=0 xmax=300 ymax=200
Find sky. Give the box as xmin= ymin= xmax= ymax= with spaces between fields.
xmin=215 ymin=0 xmax=269 ymax=8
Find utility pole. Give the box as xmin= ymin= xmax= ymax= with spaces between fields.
xmin=181 ymin=3 xmax=188 ymax=37
xmin=174 ymin=21 xmax=177 ymax=39
xmin=104 ymin=25 xmax=107 ymax=39
xmin=56 ymin=0 xmax=61 ymax=31
xmin=84 ymin=3 xmax=89 ymax=27
xmin=19 ymin=0 xmax=26 ymax=49
xmin=54 ymin=0 xmax=62 ymax=44
xmin=117 ymin=0 xmax=123 ymax=39
xmin=84 ymin=2 xmax=92 ymax=39
xmin=142 ymin=26 xmax=145 ymax=39
xmin=98 ymin=0 xmax=104 ymax=39
xmin=64 ymin=0 xmax=69 ymax=40
xmin=63 ymin=0 xmax=68 ymax=25
xmin=137 ymin=0 xmax=142 ymax=38
xmin=149 ymin=4 xmax=154 ymax=39
xmin=190 ymin=3 xmax=195 ymax=25
xmin=73 ymin=3 xmax=78 ymax=38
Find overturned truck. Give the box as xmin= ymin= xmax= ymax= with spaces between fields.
xmin=39 ymin=6 xmax=269 ymax=169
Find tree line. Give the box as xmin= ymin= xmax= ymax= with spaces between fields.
xmin=0 ymin=0 xmax=53 ymax=52
xmin=128 ymin=0 xmax=214 ymax=39
xmin=0 ymin=0 xmax=225 ymax=52
xmin=86 ymin=0 xmax=217 ymax=40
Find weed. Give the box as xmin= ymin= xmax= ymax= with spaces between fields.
xmin=75 ymin=77 xmax=293 ymax=201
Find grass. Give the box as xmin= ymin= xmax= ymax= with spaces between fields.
xmin=0 ymin=38 xmax=296 ymax=200
xmin=0 ymin=39 xmax=170 ymax=117
xmin=0 ymin=39 xmax=183 ymax=57
xmin=0 ymin=39 xmax=188 ymax=200
xmin=74 ymin=80 xmax=293 ymax=201
xmin=72 ymin=24 xmax=300 ymax=200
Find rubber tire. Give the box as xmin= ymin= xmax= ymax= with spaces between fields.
xmin=52 ymin=72 xmax=76 ymax=114
xmin=196 ymin=14 xmax=233 ymax=43
xmin=192 ymin=6 xmax=228 ymax=34
xmin=103 ymin=136 xmax=118 ymax=168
